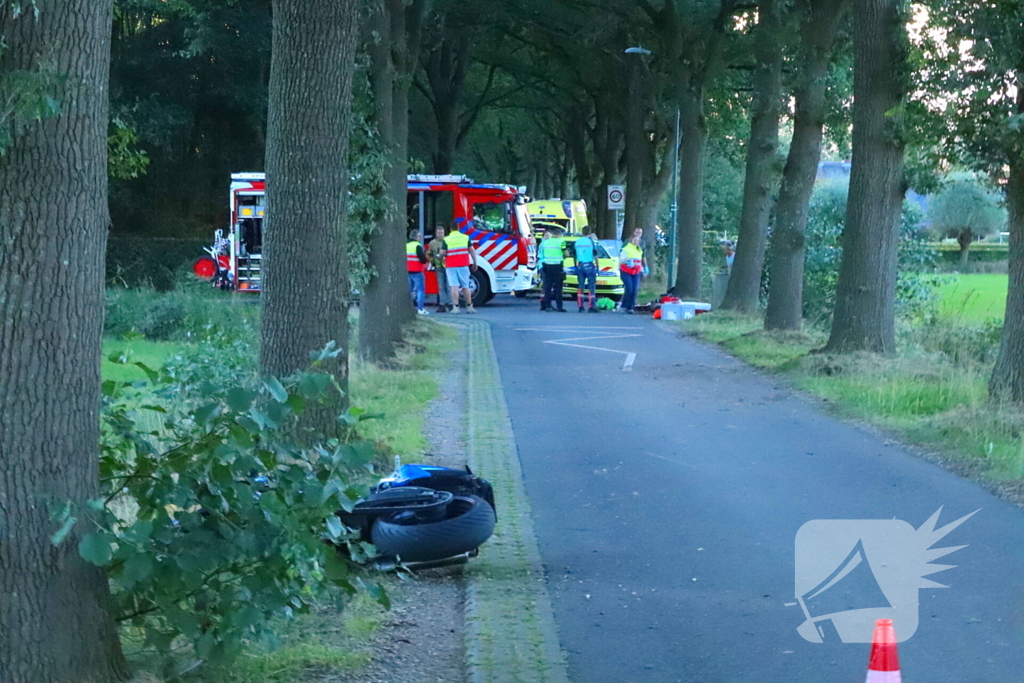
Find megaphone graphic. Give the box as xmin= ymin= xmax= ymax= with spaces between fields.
xmin=796 ymin=539 xmax=892 ymax=642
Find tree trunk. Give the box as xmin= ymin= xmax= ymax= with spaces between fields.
xmin=763 ymin=0 xmax=849 ymax=331
xmin=260 ymin=0 xmax=358 ymax=435
xmin=424 ymin=31 xmax=468 ymax=175
xmin=719 ymin=0 xmax=782 ymax=313
xmin=591 ymin=94 xmax=623 ymax=239
xmin=0 ymin=3 xmax=131 ymax=682
xmin=989 ymin=107 xmax=1024 ymax=401
xmin=360 ymin=0 xmax=425 ymax=362
xmin=822 ymin=0 xmax=906 ymax=353
xmin=673 ymin=92 xmax=707 ymax=299
xmin=958 ymin=229 xmax=973 ymax=266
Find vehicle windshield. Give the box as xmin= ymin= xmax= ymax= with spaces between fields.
xmin=472 ymin=201 xmax=513 ymax=233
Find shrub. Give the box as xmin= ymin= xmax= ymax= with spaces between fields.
xmin=54 ymin=346 xmax=384 ymax=671
xmin=801 ymin=181 xmax=941 ymax=323
xmin=901 ymin=317 xmax=1003 ymax=366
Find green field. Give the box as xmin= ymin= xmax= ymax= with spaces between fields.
xmin=935 ymin=274 xmax=1008 ymax=322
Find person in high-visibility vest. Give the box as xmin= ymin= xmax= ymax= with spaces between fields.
xmin=538 ymin=228 xmax=567 ymax=312
xmin=440 ymin=224 xmax=480 ymax=313
xmin=618 ymin=229 xmax=649 ymax=314
xmin=406 ymin=229 xmax=429 ymax=315
xmin=427 ymin=225 xmax=452 ymax=312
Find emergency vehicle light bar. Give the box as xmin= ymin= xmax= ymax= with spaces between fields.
xmin=232 ymin=172 xmax=266 ymax=181
xmin=407 ymin=174 xmax=474 ymax=184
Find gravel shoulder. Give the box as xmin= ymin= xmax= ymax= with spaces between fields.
xmin=340 ymin=332 xmax=471 ymax=683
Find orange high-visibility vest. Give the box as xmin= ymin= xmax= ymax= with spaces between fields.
xmin=443 ymin=231 xmax=471 ymax=268
xmin=406 ymin=241 xmax=425 ymax=273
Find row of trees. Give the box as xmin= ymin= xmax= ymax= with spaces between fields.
xmin=7 ymin=0 xmax=1024 ymax=680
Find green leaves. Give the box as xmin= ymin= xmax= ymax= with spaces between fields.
xmin=95 ymin=350 xmax=382 ymax=667
xmin=79 ymin=532 xmax=115 ymax=566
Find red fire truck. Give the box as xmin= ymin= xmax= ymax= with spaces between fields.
xmin=194 ymin=173 xmax=536 ymax=306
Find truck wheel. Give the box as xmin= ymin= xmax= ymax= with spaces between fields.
xmin=470 ymin=269 xmax=491 ymax=307
xmin=371 ymin=495 xmax=496 ymax=562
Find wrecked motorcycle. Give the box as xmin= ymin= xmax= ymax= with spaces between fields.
xmin=338 ymin=458 xmax=496 ymax=570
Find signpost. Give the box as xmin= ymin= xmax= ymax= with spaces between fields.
xmin=607 ymin=185 xmax=625 ymax=210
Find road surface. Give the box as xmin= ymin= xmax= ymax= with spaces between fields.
xmin=477 ymin=294 xmax=1024 ymax=683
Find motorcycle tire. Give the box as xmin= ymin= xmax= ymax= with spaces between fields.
xmin=371 ymin=495 xmax=496 ymax=563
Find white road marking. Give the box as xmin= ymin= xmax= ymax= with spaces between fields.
xmin=515 ymin=326 xmax=642 ymax=371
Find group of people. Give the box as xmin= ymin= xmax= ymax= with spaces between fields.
xmin=536 ymin=227 xmax=649 ymax=314
xmin=406 ymin=225 xmax=478 ymax=315
xmin=407 ymin=223 xmax=651 ymax=314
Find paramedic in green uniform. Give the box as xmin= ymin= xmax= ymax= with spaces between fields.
xmin=538 ymin=229 xmax=567 ymax=312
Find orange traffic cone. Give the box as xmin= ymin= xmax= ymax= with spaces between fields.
xmin=865 ymin=618 xmax=901 ymax=683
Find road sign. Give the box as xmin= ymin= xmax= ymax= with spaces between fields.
xmin=607 ymin=185 xmax=625 ymax=210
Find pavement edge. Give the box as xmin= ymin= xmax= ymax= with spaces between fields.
xmin=460 ymin=319 xmax=570 ymax=683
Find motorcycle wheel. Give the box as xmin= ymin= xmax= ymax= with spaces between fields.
xmin=371 ymin=495 xmax=495 ymax=563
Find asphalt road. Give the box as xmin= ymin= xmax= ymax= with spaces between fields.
xmin=477 ymin=293 xmax=1024 ymax=683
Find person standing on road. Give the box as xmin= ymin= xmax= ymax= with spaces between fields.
xmin=441 ymin=224 xmax=480 ymax=313
xmin=619 ymin=229 xmax=648 ymax=314
xmin=573 ymin=226 xmax=600 ymax=313
xmin=428 ymin=225 xmax=452 ymax=312
xmin=406 ymin=229 xmax=430 ymax=315
xmin=538 ymin=228 xmax=567 ymax=312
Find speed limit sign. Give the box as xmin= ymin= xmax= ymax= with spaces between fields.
xmin=607 ymin=185 xmax=625 ymax=210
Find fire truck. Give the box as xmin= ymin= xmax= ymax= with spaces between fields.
xmin=193 ymin=173 xmax=536 ymax=306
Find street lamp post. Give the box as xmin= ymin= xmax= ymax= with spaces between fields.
xmin=624 ymin=46 xmax=680 ymax=289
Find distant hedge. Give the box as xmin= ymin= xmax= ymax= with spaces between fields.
xmin=107 ymin=236 xmax=209 ymax=290
xmin=932 ymin=242 xmax=1008 ymax=264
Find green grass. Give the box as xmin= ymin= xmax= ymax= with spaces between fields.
xmin=935 ymin=274 xmax=1007 ymax=322
xmin=186 ymin=591 xmax=386 ymax=683
xmin=351 ymin=320 xmax=457 ymax=456
xmin=101 ymin=338 xmax=186 ymax=381
xmin=676 ymin=311 xmax=1024 ymax=483
xmin=675 ymin=311 xmax=822 ymax=368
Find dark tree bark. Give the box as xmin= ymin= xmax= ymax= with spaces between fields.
xmin=764 ymin=0 xmax=851 ymax=331
xmin=360 ymin=0 xmax=429 ymax=362
xmin=989 ymin=89 xmax=1024 ymax=402
xmin=822 ymin=0 xmax=906 ymax=353
xmin=668 ymin=0 xmax=737 ymax=299
xmin=260 ymin=0 xmax=359 ymax=435
xmin=0 ymin=3 xmax=131 ymax=682
xmin=957 ymin=229 xmax=974 ymax=266
xmin=719 ymin=0 xmax=783 ymax=312
xmin=591 ymin=88 xmax=625 ymax=240
xmin=673 ymin=92 xmax=708 ymax=298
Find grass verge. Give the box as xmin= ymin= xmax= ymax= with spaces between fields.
xmin=675 ymin=312 xmax=1024 ymax=483
xmin=183 ymin=590 xmax=384 ymax=683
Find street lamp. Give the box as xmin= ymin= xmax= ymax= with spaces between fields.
xmin=624 ymin=46 xmax=680 ymax=289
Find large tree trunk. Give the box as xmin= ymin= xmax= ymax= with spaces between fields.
xmin=591 ymin=92 xmax=623 ymax=239
xmin=0 ymin=3 xmax=131 ymax=682
xmin=360 ymin=0 xmax=426 ymax=362
xmin=958 ymin=229 xmax=973 ymax=266
xmin=989 ymin=99 xmax=1024 ymax=401
xmin=763 ymin=0 xmax=849 ymax=331
xmin=424 ymin=31 xmax=469 ymax=175
xmin=822 ymin=0 xmax=906 ymax=353
xmin=719 ymin=0 xmax=782 ymax=313
xmin=260 ymin=0 xmax=358 ymax=435
xmin=673 ymin=91 xmax=707 ymax=299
